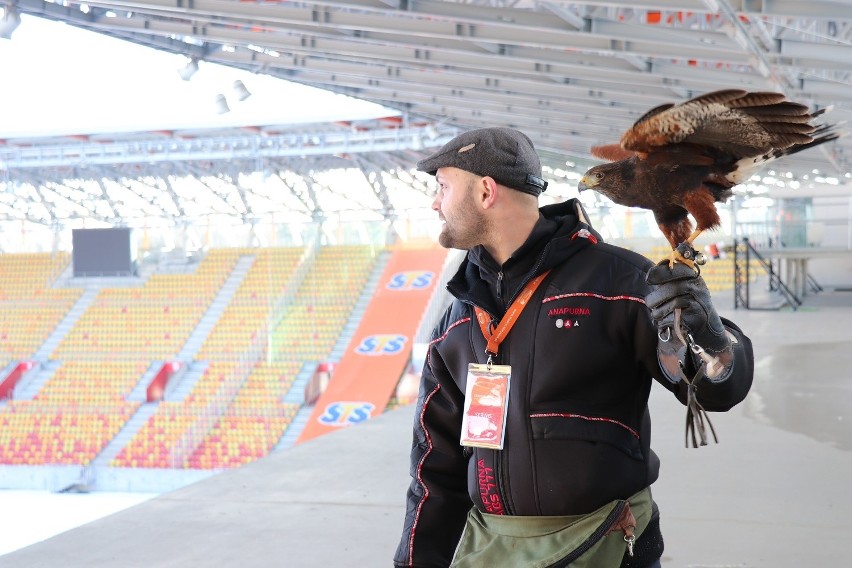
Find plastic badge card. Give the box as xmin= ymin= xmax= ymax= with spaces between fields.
xmin=460 ymin=363 xmax=511 ymax=449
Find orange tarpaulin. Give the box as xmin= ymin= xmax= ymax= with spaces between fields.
xmin=297 ymin=246 xmax=448 ymax=444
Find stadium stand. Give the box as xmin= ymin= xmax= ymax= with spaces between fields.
xmin=268 ymin=245 xmax=378 ymax=362
xmin=182 ymin=360 xmax=304 ymax=469
xmin=104 ymin=245 xmax=380 ymax=472
xmin=184 ymin=361 xmax=304 ymax=469
xmin=0 ymin=361 xmax=145 ymax=466
xmin=0 ymin=239 xmax=747 ymax=486
xmin=51 ymin=249 xmax=242 ymax=361
xmin=111 ymin=361 xmax=241 ymax=469
xmin=0 ymin=403 xmax=133 ymax=466
xmin=0 ymin=253 xmax=81 ymax=366
xmin=194 ymin=246 xmax=306 ymax=361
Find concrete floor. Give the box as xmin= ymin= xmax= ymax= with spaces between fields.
xmin=2 ymin=285 xmax=851 ymax=568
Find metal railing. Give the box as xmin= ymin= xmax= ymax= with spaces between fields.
xmin=734 ymin=237 xmax=802 ymax=310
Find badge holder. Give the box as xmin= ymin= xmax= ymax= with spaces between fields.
xmin=460 ymin=363 xmax=511 ymax=450
xmin=463 ymin=270 xmax=551 ymax=451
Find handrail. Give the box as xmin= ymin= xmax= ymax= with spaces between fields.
xmin=734 ymin=238 xmax=802 ymax=310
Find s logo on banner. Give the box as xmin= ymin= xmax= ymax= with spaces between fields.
xmin=386 ymin=271 xmax=434 ymax=291
xmin=319 ymin=401 xmax=375 ymax=427
xmin=355 ymin=334 xmax=407 ymax=356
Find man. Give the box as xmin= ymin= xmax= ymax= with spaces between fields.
xmin=393 ymin=127 xmax=754 ymax=567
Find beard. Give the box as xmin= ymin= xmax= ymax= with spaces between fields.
xmin=437 ymin=180 xmax=487 ymax=250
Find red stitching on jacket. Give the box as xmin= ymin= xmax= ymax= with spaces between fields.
xmin=427 ymin=317 xmax=470 ymax=367
xmin=542 ymin=292 xmax=645 ymax=304
xmin=530 ymin=412 xmax=640 ymax=439
xmin=408 ymin=384 xmax=441 ymax=566
xmin=408 ymin=317 xmax=469 ymax=561
xmin=431 ymin=317 xmax=471 ymax=345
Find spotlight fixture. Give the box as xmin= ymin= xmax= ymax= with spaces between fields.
xmin=178 ymin=58 xmax=199 ymax=81
xmin=232 ymin=80 xmax=252 ymax=101
xmin=214 ymin=94 xmax=230 ymax=114
xmin=0 ymin=4 xmax=21 ymax=40
xmin=424 ymin=123 xmax=439 ymax=141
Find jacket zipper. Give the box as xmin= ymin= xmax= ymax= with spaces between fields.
xmin=463 ymin=251 xmax=551 ymax=518
xmin=497 ymin=254 xmax=546 ymax=516
xmin=502 ymin=249 xmax=548 ymax=310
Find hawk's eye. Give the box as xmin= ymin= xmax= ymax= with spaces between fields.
xmin=594 ymin=172 xmax=605 ymax=180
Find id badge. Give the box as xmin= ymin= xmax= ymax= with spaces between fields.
xmin=460 ymin=363 xmax=511 ymax=450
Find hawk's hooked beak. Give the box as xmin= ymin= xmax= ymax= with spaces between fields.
xmin=577 ymin=176 xmax=592 ymax=192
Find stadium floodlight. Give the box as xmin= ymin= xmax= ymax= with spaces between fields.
xmin=233 ymin=80 xmax=252 ymax=101
xmin=214 ymin=93 xmax=230 ymax=114
xmin=0 ymin=4 xmax=22 ymax=40
xmin=178 ymin=58 xmax=199 ymax=81
xmin=424 ymin=123 xmax=439 ymax=141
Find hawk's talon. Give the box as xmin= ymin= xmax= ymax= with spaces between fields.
xmin=664 ymin=241 xmax=702 ymax=271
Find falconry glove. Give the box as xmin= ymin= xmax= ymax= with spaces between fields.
xmin=646 ymin=261 xmax=737 ymax=448
xmin=645 ymin=260 xmax=734 ymax=382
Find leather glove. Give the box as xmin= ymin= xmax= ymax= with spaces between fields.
xmin=645 ymin=260 xmax=732 ymax=382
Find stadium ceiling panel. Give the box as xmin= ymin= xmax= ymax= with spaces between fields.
xmin=1 ymin=0 xmax=850 ymax=225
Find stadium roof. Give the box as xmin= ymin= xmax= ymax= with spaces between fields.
xmin=0 ymin=0 xmax=850 ymax=226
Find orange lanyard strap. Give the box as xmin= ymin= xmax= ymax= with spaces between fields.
xmin=474 ymin=270 xmax=551 ymax=357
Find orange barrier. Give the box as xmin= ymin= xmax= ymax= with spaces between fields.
xmin=297 ymin=246 xmax=448 ymax=443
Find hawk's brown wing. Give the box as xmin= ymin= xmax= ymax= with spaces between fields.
xmin=590 ymin=102 xmax=676 ymax=162
xmin=619 ymin=89 xmax=819 ymax=159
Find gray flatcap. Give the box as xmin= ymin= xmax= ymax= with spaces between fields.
xmin=416 ymin=127 xmax=548 ymax=196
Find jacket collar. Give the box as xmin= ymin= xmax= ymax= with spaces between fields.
xmin=447 ymin=198 xmax=601 ymax=315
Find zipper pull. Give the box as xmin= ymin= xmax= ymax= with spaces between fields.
xmin=606 ymin=502 xmax=637 ymax=557
xmin=496 ymin=271 xmax=503 ymax=299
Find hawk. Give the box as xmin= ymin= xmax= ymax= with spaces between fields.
xmin=577 ymin=89 xmax=841 ymax=268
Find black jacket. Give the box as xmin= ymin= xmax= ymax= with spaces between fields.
xmin=394 ymin=199 xmax=754 ymax=567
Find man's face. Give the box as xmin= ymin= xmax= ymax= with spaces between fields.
xmin=431 ymin=167 xmax=486 ymax=250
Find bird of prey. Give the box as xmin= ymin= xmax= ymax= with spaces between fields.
xmin=577 ymin=89 xmax=841 ymax=269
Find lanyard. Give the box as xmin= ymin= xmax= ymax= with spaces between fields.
xmin=474 ymin=270 xmax=551 ymax=363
